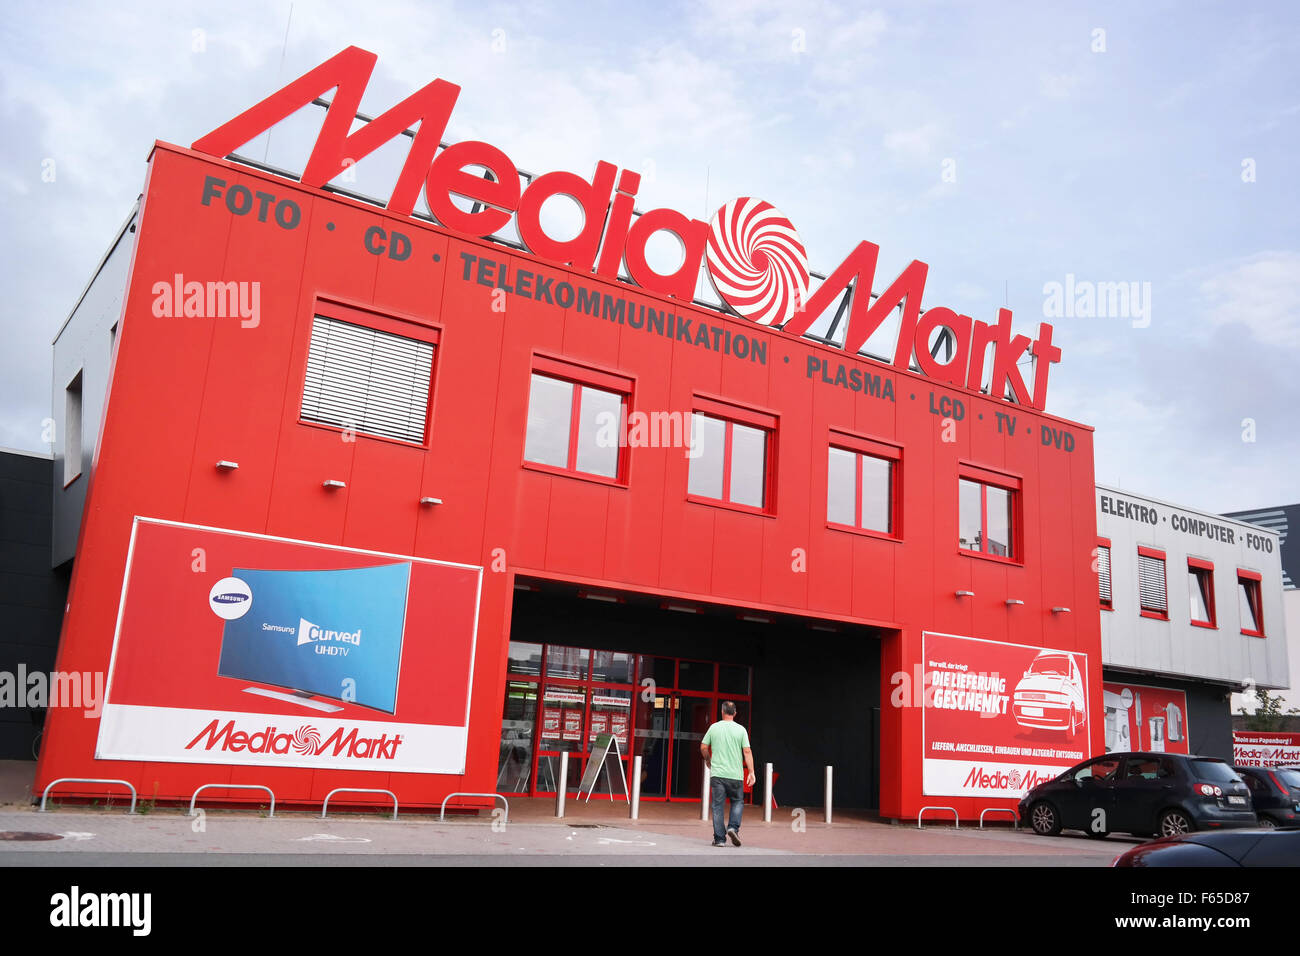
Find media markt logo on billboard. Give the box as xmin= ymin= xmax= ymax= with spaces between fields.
xmin=295 ymin=617 xmax=361 ymax=655
xmin=185 ymin=719 xmax=404 ymax=760
xmin=963 ymin=766 xmax=1057 ymax=792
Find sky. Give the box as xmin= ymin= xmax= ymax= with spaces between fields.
xmin=1 ymin=0 xmax=1297 ymax=515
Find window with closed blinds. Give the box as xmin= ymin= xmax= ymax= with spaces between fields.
xmin=1097 ymin=546 xmax=1112 ymax=606
xmin=1138 ymin=552 xmax=1167 ymax=615
xmin=301 ymin=316 xmax=434 ymax=444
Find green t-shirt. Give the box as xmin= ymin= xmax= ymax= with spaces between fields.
xmin=702 ymin=720 xmax=750 ymax=781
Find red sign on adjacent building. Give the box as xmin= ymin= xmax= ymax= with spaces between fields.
xmin=1233 ymin=731 xmax=1300 ymax=767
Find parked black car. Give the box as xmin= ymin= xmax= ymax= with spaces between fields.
xmin=1112 ymin=828 xmax=1300 ymax=866
xmin=1018 ymin=752 xmax=1255 ymax=838
xmin=1232 ymin=766 xmax=1300 ymax=828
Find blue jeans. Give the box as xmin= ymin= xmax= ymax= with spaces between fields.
xmin=711 ymin=777 xmax=743 ymax=843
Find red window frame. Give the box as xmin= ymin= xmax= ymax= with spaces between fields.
xmin=826 ymin=431 xmax=902 ymax=539
xmin=1097 ymin=537 xmax=1113 ymax=610
xmin=1138 ymin=545 xmax=1169 ymax=621
xmin=522 ymin=355 xmax=632 ymax=486
xmin=297 ymin=298 xmax=441 ymax=449
xmin=957 ymin=463 xmax=1022 ymax=564
xmin=1187 ymin=557 xmax=1216 ymax=629
xmin=686 ymin=396 xmax=777 ymax=515
xmin=1238 ymin=569 xmax=1265 ymax=637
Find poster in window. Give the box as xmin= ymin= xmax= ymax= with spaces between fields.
xmin=562 ymin=709 xmax=583 ymax=741
xmin=609 ymin=712 xmax=629 ymax=748
xmin=541 ymin=707 xmax=562 ymax=740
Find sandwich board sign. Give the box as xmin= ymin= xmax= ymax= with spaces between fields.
xmin=577 ymin=733 xmax=629 ymax=802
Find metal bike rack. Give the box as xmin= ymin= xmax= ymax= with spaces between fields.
xmin=439 ymin=792 xmax=509 ymax=823
xmin=189 ymin=784 xmax=277 ymax=817
xmin=917 ymin=805 xmax=959 ymax=829
xmin=40 ymin=778 xmax=138 ymax=814
xmin=978 ymin=807 xmax=1018 ymax=829
xmin=321 ymin=788 xmax=398 ymax=820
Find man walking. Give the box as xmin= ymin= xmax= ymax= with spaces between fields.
xmin=700 ymin=701 xmax=756 ymax=847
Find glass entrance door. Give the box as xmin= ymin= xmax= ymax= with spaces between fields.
xmin=633 ymin=692 xmax=671 ymax=798
xmin=670 ymin=695 xmax=715 ymax=799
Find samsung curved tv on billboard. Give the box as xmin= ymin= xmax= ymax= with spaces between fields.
xmin=96 ymin=518 xmax=481 ymax=773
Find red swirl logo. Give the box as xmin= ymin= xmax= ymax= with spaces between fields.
xmin=705 ymin=198 xmax=810 ymax=327
xmin=292 ymin=726 xmax=321 ymax=755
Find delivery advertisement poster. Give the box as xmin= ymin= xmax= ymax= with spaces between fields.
xmin=96 ymin=517 xmax=482 ymax=773
xmin=1102 ymin=681 xmax=1189 ymax=754
xmin=922 ymin=632 xmax=1092 ymax=799
xmin=1233 ymin=731 xmax=1300 ymax=767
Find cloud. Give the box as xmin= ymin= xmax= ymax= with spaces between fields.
xmin=1198 ymin=251 xmax=1300 ymax=349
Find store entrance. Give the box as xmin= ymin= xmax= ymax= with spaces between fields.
xmin=497 ymin=644 xmax=753 ymax=803
xmin=499 ymin=582 xmax=883 ymax=809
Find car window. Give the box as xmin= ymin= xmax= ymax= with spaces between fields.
xmin=1191 ymin=759 xmax=1240 ymax=783
xmin=1158 ymin=758 xmax=1178 ymax=779
xmin=1124 ymin=758 xmax=1160 ymax=780
xmin=1277 ymin=769 xmax=1300 ymax=789
xmin=1076 ymin=758 xmax=1121 ymax=782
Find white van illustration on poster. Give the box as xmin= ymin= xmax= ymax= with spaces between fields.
xmin=1011 ymin=650 xmax=1087 ymax=738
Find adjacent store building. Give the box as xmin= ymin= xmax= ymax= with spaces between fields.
xmin=34 ymin=47 xmax=1104 ymax=821
xmin=1096 ymin=486 xmax=1289 ymax=759
xmin=1223 ymin=503 xmax=1300 ymax=720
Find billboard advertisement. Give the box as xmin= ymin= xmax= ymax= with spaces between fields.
xmin=96 ymin=518 xmax=482 ymax=773
xmin=1233 ymin=731 xmax=1300 ymax=767
xmin=922 ymin=632 xmax=1091 ymax=799
xmin=1102 ymin=681 xmax=1189 ymax=754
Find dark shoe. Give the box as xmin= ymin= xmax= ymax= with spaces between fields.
xmin=727 ymin=827 xmax=741 ymax=846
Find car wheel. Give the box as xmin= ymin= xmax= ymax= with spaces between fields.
xmin=1258 ymin=816 xmax=1276 ymax=829
xmin=1030 ymin=801 xmax=1061 ymax=836
xmin=1158 ymin=809 xmax=1194 ymax=837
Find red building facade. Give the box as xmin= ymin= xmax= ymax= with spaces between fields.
xmin=36 ymin=53 xmax=1102 ymax=821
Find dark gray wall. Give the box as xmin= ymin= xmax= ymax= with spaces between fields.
xmin=509 ymin=588 xmax=883 ymax=809
xmin=0 ymin=450 xmax=70 ymax=759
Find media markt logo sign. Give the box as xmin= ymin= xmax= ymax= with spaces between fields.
xmin=963 ymin=766 xmax=1056 ymax=792
xmin=185 ymin=719 xmax=404 ymax=760
xmin=193 ymin=47 xmax=1064 ymax=410
xmin=296 ymin=617 xmax=361 ymax=655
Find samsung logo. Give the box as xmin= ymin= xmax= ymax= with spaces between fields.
xmin=208 ymin=577 xmax=252 ymax=621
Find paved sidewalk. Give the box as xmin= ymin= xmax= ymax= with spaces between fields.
xmin=0 ymin=762 xmax=1127 ymax=863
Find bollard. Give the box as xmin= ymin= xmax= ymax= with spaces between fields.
xmin=763 ymin=762 xmax=773 ymax=823
xmin=556 ymin=752 xmax=568 ymax=818
xmin=701 ymin=762 xmax=711 ymax=821
xmin=825 ymin=766 xmax=833 ymax=823
xmin=630 ymin=755 xmax=642 ymax=820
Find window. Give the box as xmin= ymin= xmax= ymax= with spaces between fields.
xmin=1188 ymin=558 xmax=1215 ymax=627
xmin=63 ymin=371 xmax=83 ymax=486
xmin=1238 ymin=570 xmax=1264 ymax=637
xmin=687 ymin=397 xmax=775 ymax=512
xmin=523 ymin=357 xmax=630 ymax=481
xmin=300 ymin=310 xmax=436 ymax=444
xmin=1097 ymin=538 xmax=1112 ymax=609
xmin=958 ymin=464 xmax=1020 ymax=560
xmin=827 ymin=433 xmax=900 ymax=536
xmin=1137 ymin=546 xmax=1168 ymax=619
